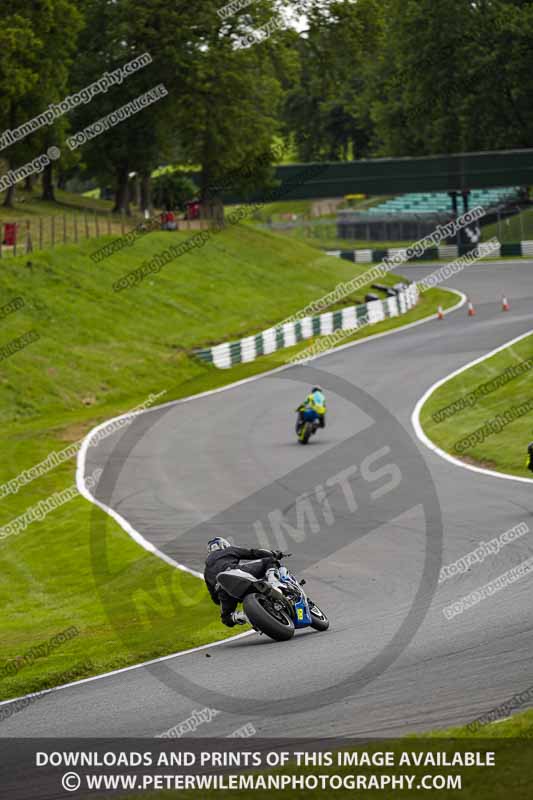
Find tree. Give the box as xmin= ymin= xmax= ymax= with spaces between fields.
xmin=34 ymin=1 xmax=82 ymax=201
xmin=370 ymin=0 xmax=533 ymax=155
xmin=0 ymin=1 xmax=82 ymax=207
xmin=0 ymin=8 xmax=41 ymax=207
xmin=283 ymin=0 xmax=381 ymax=161
xmin=463 ymin=0 xmax=533 ymax=150
xmin=371 ymin=0 xmax=475 ymax=156
xmin=152 ymin=172 xmax=197 ymax=211
xmin=135 ymin=0 xmax=293 ymax=221
xmin=70 ymin=0 xmax=175 ymax=214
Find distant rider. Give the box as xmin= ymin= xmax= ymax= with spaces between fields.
xmin=296 ymin=386 xmax=326 ymax=433
xmin=204 ymin=537 xmax=284 ymax=627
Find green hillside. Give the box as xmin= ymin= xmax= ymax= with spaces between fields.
xmin=0 ymin=223 xmax=454 ymax=700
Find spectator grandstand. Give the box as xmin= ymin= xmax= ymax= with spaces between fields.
xmin=337 ymin=186 xmax=524 ymax=241
xmin=365 ymin=187 xmax=521 ymax=215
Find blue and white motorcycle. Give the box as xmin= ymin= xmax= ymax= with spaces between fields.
xmin=216 ymin=554 xmax=329 ymax=641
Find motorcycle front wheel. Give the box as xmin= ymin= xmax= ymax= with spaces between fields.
xmin=309 ymin=602 xmax=329 ymax=631
xmin=243 ymin=593 xmax=295 ymax=641
xmin=298 ymin=421 xmax=312 ymax=444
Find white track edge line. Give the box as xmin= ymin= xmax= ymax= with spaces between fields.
xmin=411 ymin=328 xmax=533 ymax=484
xmin=0 ymin=631 xmax=253 ymax=709
xmin=2 ymin=286 xmax=464 ymax=709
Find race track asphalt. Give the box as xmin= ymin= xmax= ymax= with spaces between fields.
xmin=2 ymin=259 xmax=532 ymax=739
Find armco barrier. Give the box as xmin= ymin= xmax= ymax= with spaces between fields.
xmin=195 ymin=284 xmax=419 ymax=368
xmin=330 ymin=241 xmax=533 ymax=263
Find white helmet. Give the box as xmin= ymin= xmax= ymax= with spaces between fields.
xmin=207 ymin=537 xmax=231 ymax=553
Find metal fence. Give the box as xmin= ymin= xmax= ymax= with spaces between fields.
xmin=490 ymin=205 xmax=532 ymax=242
xmin=258 ymin=204 xmax=533 ymax=246
xmin=256 ymin=214 xmax=452 ymax=244
xmin=335 ymin=211 xmax=453 ymax=242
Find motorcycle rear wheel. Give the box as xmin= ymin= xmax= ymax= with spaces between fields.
xmin=243 ymin=593 xmax=295 ymax=641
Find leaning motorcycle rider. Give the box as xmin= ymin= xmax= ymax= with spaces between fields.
xmin=204 ymin=537 xmax=284 ymax=627
xmin=296 ymin=386 xmax=327 ymax=434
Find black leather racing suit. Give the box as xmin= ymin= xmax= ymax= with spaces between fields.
xmin=204 ymin=546 xmax=276 ymax=626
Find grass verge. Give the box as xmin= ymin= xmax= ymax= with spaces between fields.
xmin=0 ymin=223 xmax=455 ymax=700
xmin=419 ymin=332 xmax=533 ymax=477
xmin=121 ymin=711 xmax=533 ymax=799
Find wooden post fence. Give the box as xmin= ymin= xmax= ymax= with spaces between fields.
xmin=26 ymin=220 xmax=33 ymax=253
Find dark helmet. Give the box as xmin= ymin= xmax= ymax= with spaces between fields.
xmin=207 ymin=536 xmax=231 ymax=553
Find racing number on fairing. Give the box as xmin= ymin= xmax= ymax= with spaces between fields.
xmin=297 ymin=608 xmax=304 ymax=620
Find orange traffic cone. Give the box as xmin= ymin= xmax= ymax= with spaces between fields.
xmin=502 ymin=295 xmax=510 ymax=312
xmin=437 ymin=305 xmax=444 ymax=320
xmin=467 ymin=299 xmax=476 ymax=317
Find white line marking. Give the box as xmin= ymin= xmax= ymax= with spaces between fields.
xmin=1 ymin=287 xmax=465 ymax=710
xmin=77 ymin=425 xmax=202 ymax=578
xmin=0 ymin=632 xmax=252 ymax=709
xmin=411 ymin=328 xmax=533 ymax=484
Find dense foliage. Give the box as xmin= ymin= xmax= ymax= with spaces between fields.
xmin=1 ymin=0 xmax=531 ymax=211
